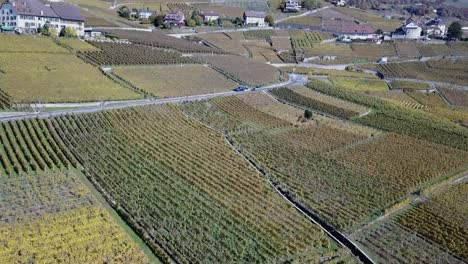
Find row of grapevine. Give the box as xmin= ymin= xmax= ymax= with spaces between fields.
xmin=81 ymin=42 xmax=197 ymax=66
xmin=181 ymin=96 xmax=291 ymax=134
xmin=46 ymin=105 xmax=338 ymax=263
xmin=103 ymin=29 xmax=225 ymax=54
xmin=0 ymin=118 xmax=77 ymax=175
xmin=307 ymin=80 xmax=468 ymax=151
xmin=270 ymin=87 xmax=363 ymax=119
xmin=0 ymin=170 xmax=148 ymax=263
xmin=0 ymin=87 xmax=13 ymax=109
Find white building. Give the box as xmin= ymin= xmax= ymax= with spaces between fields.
xmin=0 ymin=0 xmax=85 ymax=36
xmin=202 ymin=12 xmax=219 ymax=22
xmin=333 ymin=0 xmax=346 ymax=7
xmin=137 ymin=9 xmax=154 ymax=19
xmin=393 ymin=18 xmax=423 ymax=40
xmin=244 ymin=11 xmax=266 ymax=27
xmin=283 ymin=0 xmax=301 ymax=12
xmin=425 ymin=17 xmax=446 ymax=37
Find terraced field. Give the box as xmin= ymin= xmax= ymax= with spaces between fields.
xmin=46 ymin=105 xmax=340 ymax=262
xmin=0 ymin=170 xmax=149 ymax=263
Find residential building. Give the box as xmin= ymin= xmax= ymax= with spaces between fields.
xmin=425 ymin=17 xmax=446 ymax=37
xmin=202 ymin=11 xmax=219 ymax=22
xmin=393 ymin=18 xmax=423 ymax=39
xmin=283 ymin=0 xmax=301 ymax=12
xmin=137 ymin=9 xmax=154 ymax=19
xmin=244 ymin=11 xmax=266 ymax=27
xmin=333 ymin=0 xmax=346 ymax=7
xmin=164 ymin=11 xmax=185 ymax=26
xmin=0 ymin=0 xmax=85 ymax=36
xmin=337 ymin=23 xmax=380 ymax=41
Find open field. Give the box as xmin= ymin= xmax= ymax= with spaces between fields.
xmin=182 ymin=96 xmax=291 ymax=133
xmin=308 ymin=80 xmax=468 ymax=151
xmin=0 ymin=35 xmax=67 ymax=53
xmin=0 ymin=170 xmax=148 ymax=263
xmin=438 ymin=88 xmax=468 ymax=108
xmin=46 ymin=105 xmax=340 ymax=262
xmin=104 ymin=29 xmax=225 ymax=53
xmin=197 ymin=33 xmax=248 ymax=55
xmin=196 ymin=54 xmax=280 ymax=86
xmin=216 ymin=0 xmax=270 ymax=12
xmin=281 ymin=66 xmax=380 ymax=79
xmin=376 ymin=59 xmax=468 ymax=86
xmin=81 ymin=42 xmax=196 ymax=66
xmin=0 ymin=52 xmax=141 ymax=103
xmin=55 ymin=38 xmax=100 ymax=52
xmin=113 ymin=65 xmax=238 ymax=97
xmin=280 ymin=15 xmax=322 ymax=28
xmin=390 ymin=80 xmax=430 ymax=90
xmin=330 ymin=76 xmax=389 ymax=91
xmin=236 ymin=91 xmax=304 ymax=123
xmin=271 ymin=86 xmax=369 ymax=119
xmin=271 ymin=36 xmax=292 ymax=51
xmin=333 ymin=7 xmax=402 ymax=32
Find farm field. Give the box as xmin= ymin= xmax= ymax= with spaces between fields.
xmin=46 ymin=105 xmax=342 ymax=262
xmin=55 ymin=38 xmax=100 ymax=52
xmin=333 ymin=7 xmax=402 ymax=32
xmin=197 ymin=33 xmax=249 ymax=55
xmin=80 ymin=42 xmax=196 ymax=66
xmin=329 ymin=76 xmax=389 ymax=91
xmin=0 ymin=34 xmax=68 ymax=53
xmin=236 ymin=91 xmax=304 ymax=123
xmin=438 ymin=87 xmax=468 ymax=108
xmin=217 ymin=0 xmax=270 ymax=12
xmin=103 ymin=29 xmax=224 ymax=53
xmin=365 ymin=91 xmax=427 ymax=110
xmin=375 ymin=59 xmax=468 ymax=86
xmin=182 ymin=96 xmax=291 ymax=133
xmin=231 ymin=127 xmax=468 ymax=232
xmin=354 ymin=181 xmax=468 ymax=263
xmin=113 ymin=65 xmax=238 ymax=97
xmin=390 ymin=80 xmax=430 ymax=90
xmin=0 ymin=52 xmax=141 ymax=103
xmin=271 ymin=36 xmax=292 ymax=51
xmin=196 ymin=54 xmax=280 ymax=86
xmin=290 ymin=30 xmax=323 ymax=49
xmin=280 ymin=15 xmax=322 ymax=28
xmin=307 ymin=80 xmax=468 ymax=150
xmin=271 ymin=86 xmax=369 ymax=119
xmin=0 ymin=170 xmax=149 ymax=263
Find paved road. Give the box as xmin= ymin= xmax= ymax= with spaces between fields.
xmin=0 ymin=74 xmax=307 ymax=122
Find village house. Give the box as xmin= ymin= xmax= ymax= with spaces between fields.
xmin=393 ymin=18 xmax=423 ymax=39
xmin=333 ymin=0 xmax=346 ymax=7
xmin=0 ymin=0 xmax=85 ymax=36
xmin=164 ymin=11 xmax=185 ymax=26
xmin=137 ymin=9 xmax=154 ymax=19
xmin=337 ymin=23 xmax=379 ymax=41
xmin=425 ymin=17 xmax=446 ymax=37
xmin=202 ymin=11 xmax=219 ymax=22
xmin=244 ymin=11 xmax=266 ymax=27
xmin=283 ymin=0 xmax=301 ymax=12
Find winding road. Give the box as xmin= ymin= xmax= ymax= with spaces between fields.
xmin=0 ymin=74 xmax=308 ymax=122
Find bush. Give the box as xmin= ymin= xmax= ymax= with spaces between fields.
xmin=304 ymin=109 xmax=313 ymax=119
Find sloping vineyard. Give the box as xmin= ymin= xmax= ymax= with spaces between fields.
xmin=271 ymin=86 xmax=368 ymax=119
xmin=399 ymin=183 xmax=468 ymax=260
xmin=80 ymin=42 xmax=196 ymax=66
xmin=0 ymin=170 xmax=148 ymax=263
xmin=181 ymin=96 xmax=291 ymax=133
xmin=103 ymin=29 xmax=225 ymax=54
xmin=48 ymin=105 xmax=340 ymax=263
xmin=231 ymin=127 xmax=468 ymax=232
xmin=0 ymin=119 xmax=78 ymax=175
xmin=307 ymin=80 xmax=468 ymax=151
xmin=0 ymin=87 xmax=13 ymax=109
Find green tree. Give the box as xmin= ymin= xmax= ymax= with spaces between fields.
xmin=154 ymin=15 xmax=164 ymax=27
xmin=186 ymin=18 xmax=196 ymax=28
xmin=265 ymin=14 xmax=274 ymax=26
xmin=118 ymin=6 xmax=130 ymax=18
xmin=302 ymin=0 xmax=321 ymax=10
xmin=193 ymin=15 xmax=203 ymax=26
xmin=304 ymin=110 xmax=313 ymax=120
xmin=447 ymin=22 xmax=462 ymax=40
xmin=59 ymin=27 xmax=77 ymax=38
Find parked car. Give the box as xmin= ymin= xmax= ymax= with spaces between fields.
xmin=233 ymin=86 xmax=248 ymax=92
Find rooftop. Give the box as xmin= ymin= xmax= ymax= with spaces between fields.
xmin=244 ymin=11 xmax=265 ymax=18
xmin=4 ymin=0 xmax=84 ymax=21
